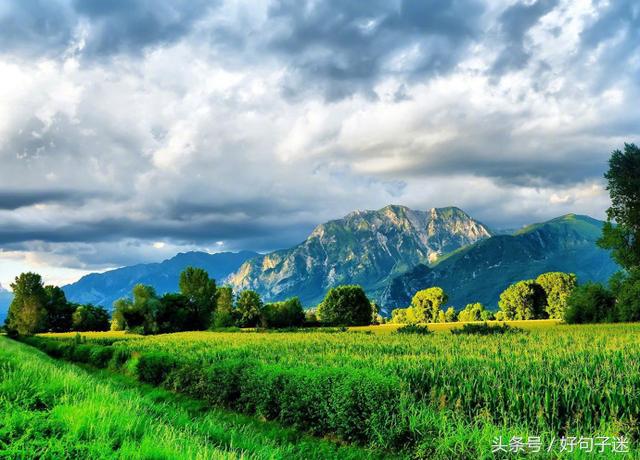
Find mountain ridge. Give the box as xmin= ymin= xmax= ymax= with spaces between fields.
xmin=378 ymin=213 xmax=617 ymax=312
xmin=227 ymin=205 xmax=493 ymax=305
xmin=63 ymin=250 xmax=258 ymax=309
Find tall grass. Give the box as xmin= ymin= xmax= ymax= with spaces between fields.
xmin=22 ymin=322 xmax=640 ymax=457
xmin=0 ymin=337 xmax=392 ymax=459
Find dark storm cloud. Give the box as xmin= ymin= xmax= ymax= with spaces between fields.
xmin=258 ymin=0 xmax=486 ymax=100
xmin=0 ymin=0 xmax=217 ymax=58
xmin=491 ymin=0 xmax=558 ymax=75
xmin=0 ymin=189 xmax=102 ymax=210
xmin=72 ymin=0 xmax=217 ymax=56
xmin=0 ymin=0 xmax=74 ymax=57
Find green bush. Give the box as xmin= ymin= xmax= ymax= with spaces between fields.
xmin=393 ymin=324 xmax=432 ymax=335
xmin=137 ymin=352 xmax=179 ymax=385
xmin=451 ymin=323 xmax=523 ymax=335
xmin=88 ymin=346 xmax=114 ymax=368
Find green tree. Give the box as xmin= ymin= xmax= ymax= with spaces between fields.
xmin=609 ymin=269 xmax=640 ymax=322
xmin=72 ymin=304 xmax=110 ymax=331
xmin=44 ymin=285 xmax=75 ymax=332
xmin=498 ymin=280 xmax=547 ymax=320
xmin=6 ymin=272 xmax=48 ymax=335
xmin=235 ymin=290 xmax=263 ymax=327
xmin=598 ymin=143 xmax=640 ymax=271
xmin=262 ymin=297 xmax=306 ymax=328
xmin=410 ymin=287 xmax=448 ymax=323
xmin=565 ymin=283 xmax=616 ymax=324
xmin=444 ymin=306 xmax=457 ymax=322
xmin=112 ymin=284 xmax=161 ymax=334
xmin=458 ymin=302 xmax=491 ymax=322
xmin=317 ymin=285 xmax=373 ymax=326
xmin=535 ymin=272 xmax=577 ymax=320
xmin=156 ymin=293 xmax=190 ymax=332
xmin=212 ymin=286 xmax=236 ymax=328
xmin=179 ymin=267 xmax=218 ymax=329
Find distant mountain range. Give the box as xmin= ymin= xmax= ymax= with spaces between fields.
xmin=2 ymin=207 xmax=620 ymax=321
xmin=378 ymin=214 xmax=618 ymax=312
xmin=62 ymin=251 xmax=258 ymax=309
xmin=227 ymin=205 xmax=492 ymax=306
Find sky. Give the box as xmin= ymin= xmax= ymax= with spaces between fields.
xmin=0 ymin=0 xmax=638 ymax=288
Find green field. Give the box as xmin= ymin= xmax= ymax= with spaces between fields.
xmin=7 ymin=321 xmax=640 ymax=458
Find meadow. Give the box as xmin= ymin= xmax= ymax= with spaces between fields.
xmin=11 ymin=321 xmax=640 ymax=458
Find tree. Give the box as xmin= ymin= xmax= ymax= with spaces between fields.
xmin=498 ymin=280 xmax=547 ymax=320
xmin=565 ymin=283 xmax=616 ymax=324
xmin=609 ymin=269 xmax=640 ymax=322
xmin=444 ymin=306 xmax=457 ymax=322
xmin=44 ymin=285 xmax=75 ymax=332
xmin=390 ymin=308 xmax=409 ymax=324
xmin=598 ymin=143 xmax=640 ymax=271
xmin=212 ymin=286 xmax=236 ymax=328
xmin=157 ymin=293 xmax=191 ymax=332
xmin=458 ymin=303 xmax=491 ymax=322
xmin=235 ymin=290 xmax=263 ymax=327
xmin=317 ymin=285 xmax=373 ymax=326
xmin=410 ymin=287 xmax=448 ymax=323
xmin=72 ymin=304 xmax=110 ymax=331
xmin=535 ymin=272 xmax=577 ymax=320
xmin=6 ymin=272 xmax=48 ymax=335
xmin=112 ymin=284 xmax=161 ymax=334
xmin=179 ymin=267 xmax=218 ymax=329
xmin=263 ymin=297 xmax=306 ymax=328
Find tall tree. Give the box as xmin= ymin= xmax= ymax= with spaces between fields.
xmin=535 ymin=272 xmax=577 ymax=320
xmin=317 ymin=285 xmax=372 ymax=326
xmin=72 ymin=304 xmax=110 ymax=332
xmin=235 ymin=290 xmax=263 ymax=327
xmin=410 ymin=287 xmax=448 ymax=323
xmin=179 ymin=267 xmax=218 ymax=329
xmin=44 ymin=285 xmax=75 ymax=332
xmin=498 ymin=280 xmax=547 ymax=320
xmin=598 ymin=143 xmax=640 ymax=270
xmin=6 ymin=272 xmax=48 ymax=335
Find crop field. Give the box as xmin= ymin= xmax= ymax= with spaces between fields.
xmin=12 ymin=321 xmax=640 ymax=458
xmin=0 ymin=336 xmax=389 ymax=459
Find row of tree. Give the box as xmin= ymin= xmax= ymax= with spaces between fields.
xmin=5 ymin=267 xmax=381 ymax=336
xmin=390 ymin=271 xmax=577 ymax=324
xmin=5 ymin=272 xmax=110 ymax=335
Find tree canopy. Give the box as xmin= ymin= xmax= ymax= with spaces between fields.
xmin=6 ymin=272 xmax=48 ymax=335
xmin=317 ymin=285 xmax=373 ymax=326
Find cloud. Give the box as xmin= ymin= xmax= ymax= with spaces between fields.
xmin=0 ymin=0 xmax=638 ymax=278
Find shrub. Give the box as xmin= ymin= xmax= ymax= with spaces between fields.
xmin=88 ymin=346 xmax=114 ymax=368
xmin=137 ymin=352 xmax=179 ymax=385
xmin=450 ymin=323 xmax=523 ymax=335
xmin=394 ymin=324 xmax=432 ymax=335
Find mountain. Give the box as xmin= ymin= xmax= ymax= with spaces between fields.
xmin=0 ymin=284 xmax=12 ymax=323
xmin=63 ymin=251 xmax=258 ymax=309
xmin=379 ymin=214 xmax=618 ymax=312
xmin=227 ymin=205 xmax=492 ymax=306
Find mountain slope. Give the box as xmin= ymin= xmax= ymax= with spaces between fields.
xmin=228 ymin=205 xmax=492 ymax=305
xmin=379 ymin=214 xmax=618 ymax=312
xmin=63 ymin=251 xmax=258 ymax=309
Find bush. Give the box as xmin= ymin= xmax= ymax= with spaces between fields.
xmin=564 ymin=283 xmax=616 ymax=323
xmin=88 ymin=346 xmax=114 ymax=368
xmin=450 ymin=323 xmax=523 ymax=335
xmin=393 ymin=324 xmax=432 ymax=335
xmin=137 ymin=352 xmax=179 ymax=385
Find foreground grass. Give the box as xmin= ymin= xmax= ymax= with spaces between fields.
xmin=0 ymin=337 xmax=393 ymax=459
xmin=27 ymin=321 xmax=639 ymax=458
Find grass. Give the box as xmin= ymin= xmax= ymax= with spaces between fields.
xmin=0 ymin=336 xmax=395 ymax=459
xmin=23 ymin=320 xmax=638 ymax=458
